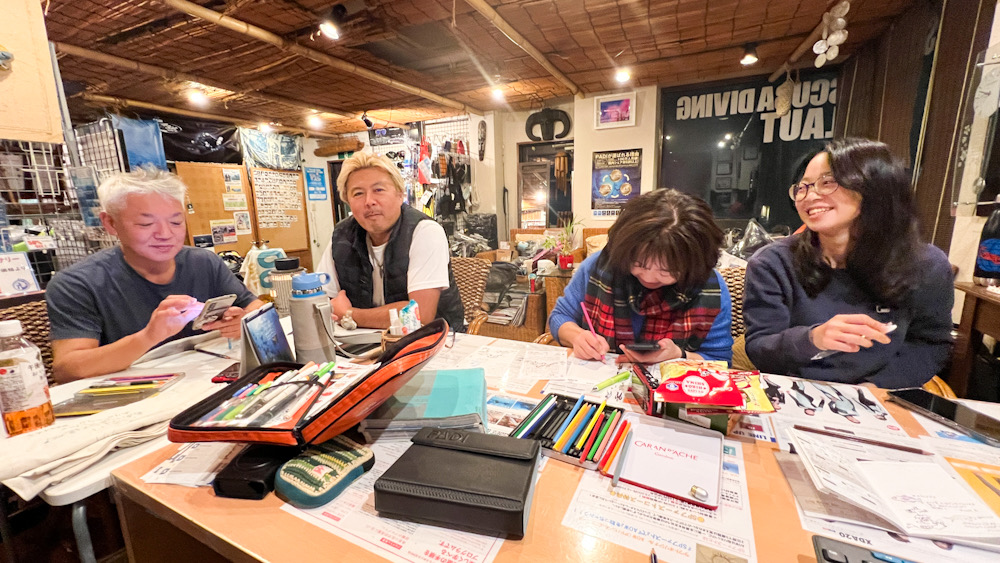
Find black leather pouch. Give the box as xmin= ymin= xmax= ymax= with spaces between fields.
xmin=373 ymin=427 xmax=540 ymax=537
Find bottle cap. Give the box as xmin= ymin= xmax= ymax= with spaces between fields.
xmin=0 ymin=320 xmax=23 ymax=337
xmin=274 ymin=257 xmax=301 ymax=271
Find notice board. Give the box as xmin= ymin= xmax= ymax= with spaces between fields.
xmin=175 ymin=161 xmax=257 ymax=256
xmin=249 ymin=167 xmax=308 ymax=253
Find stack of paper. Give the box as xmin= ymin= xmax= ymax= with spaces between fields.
xmin=142 ymin=442 xmax=245 ymax=487
xmin=787 ymin=427 xmax=1000 ymax=550
xmin=359 ymin=368 xmax=488 ymax=442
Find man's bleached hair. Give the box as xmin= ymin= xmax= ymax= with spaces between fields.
xmin=337 ymin=151 xmax=405 ymax=200
xmin=98 ymin=167 xmax=187 ymax=216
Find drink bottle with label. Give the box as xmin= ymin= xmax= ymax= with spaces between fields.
xmin=974 ymin=195 xmax=1000 ymax=287
xmin=0 ymin=320 xmax=54 ymax=436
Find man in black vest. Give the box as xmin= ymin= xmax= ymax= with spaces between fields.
xmin=316 ymin=152 xmax=464 ymax=331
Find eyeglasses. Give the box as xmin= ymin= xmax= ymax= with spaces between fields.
xmin=789 ymin=175 xmax=840 ymax=201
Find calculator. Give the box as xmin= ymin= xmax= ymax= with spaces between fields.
xmin=812 ymin=535 xmax=916 ymax=563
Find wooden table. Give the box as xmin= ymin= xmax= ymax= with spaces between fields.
xmin=110 ymin=398 xmax=930 ymax=563
xmin=952 ymin=282 xmax=1000 ymax=398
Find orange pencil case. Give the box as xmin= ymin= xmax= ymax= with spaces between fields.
xmin=168 ymin=319 xmax=450 ymax=447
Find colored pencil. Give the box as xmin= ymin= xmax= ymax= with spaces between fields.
xmin=575 ymin=400 xmax=607 ymax=450
xmin=579 ymin=412 xmax=606 ymax=462
xmin=555 ymin=404 xmax=591 ymax=452
xmin=551 ymin=395 xmax=585 ymax=446
xmin=593 ymin=411 xmax=622 ymax=461
xmin=587 ymin=410 xmax=617 ymax=461
xmin=612 ymin=429 xmax=633 ymax=487
xmin=514 ymin=394 xmax=555 ymax=438
xmin=599 ymin=420 xmax=631 ymax=473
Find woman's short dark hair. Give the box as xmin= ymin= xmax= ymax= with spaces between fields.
xmin=600 ymin=189 xmax=723 ymax=292
xmin=792 ymin=137 xmax=922 ymax=306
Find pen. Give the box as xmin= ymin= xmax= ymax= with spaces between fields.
xmin=580 ymin=301 xmax=604 ymax=361
xmin=792 ymin=424 xmax=933 ymax=455
xmin=593 ymin=371 xmax=630 ymax=392
xmin=197 ymin=349 xmax=232 ymax=360
xmin=650 ymin=548 xmax=657 ymax=563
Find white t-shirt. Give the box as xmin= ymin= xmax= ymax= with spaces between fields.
xmin=316 ymin=220 xmax=451 ymax=306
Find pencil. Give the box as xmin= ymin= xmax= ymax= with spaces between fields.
xmin=594 ymin=411 xmax=622 ymax=461
xmin=551 ymin=395 xmax=585 ymax=446
xmin=541 ymin=411 xmax=569 ymax=447
xmin=793 ymin=424 xmax=933 ymax=455
xmin=601 ymin=421 xmax=631 ymax=474
xmin=612 ymin=428 xmax=633 ymax=487
xmin=587 ymin=410 xmax=617 ymax=461
xmin=599 ymin=419 xmax=630 ymax=473
xmin=575 ymin=400 xmax=607 ymax=450
xmin=514 ymin=394 xmax=556 ymax=439
xmin=580 ymin=412 xmax=606 ymax=462
xmin=558 ymin=404 xmax=593 ymax=453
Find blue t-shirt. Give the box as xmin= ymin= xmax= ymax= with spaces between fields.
xmin=46 ymin=246 xmax=256 ymax=347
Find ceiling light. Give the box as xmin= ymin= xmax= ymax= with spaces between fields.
xmin=740 ymin=43 xmax=759 ymax=66
xmin=724 ymin=133 xmax=732 ymax=140
xmin=307 ymin=114 xmax=323 ymax=129
xmin=717 ymin=141 xmax=726 ymax=148
xmin=614 ymin=69 xmax=631 ymax=83
xmin=319 ymin=4 xmax=347 ymax=40
xmin=187 ymin=90 xmax=208 ymax=107
xmin=492 ymin=87 xmax=505 ymax=101
xmin=360 ymin=111 xmax=373 ymax=129
xmin=259 ymin=123 xmax=274 ymax=134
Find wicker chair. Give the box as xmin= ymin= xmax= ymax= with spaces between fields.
xmin=0 ymin=291 xmax=55 ymax=386
xmin=451 ymin=257 xmax=492 ymax=325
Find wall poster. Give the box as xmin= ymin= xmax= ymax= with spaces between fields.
xmin=660 ymin=69 xmax=838 ymax=230
xmin=592 ymin=149 xmax=641 ymax=218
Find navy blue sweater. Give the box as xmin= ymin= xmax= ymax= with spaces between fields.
xmin=743 ymin=235 xmax=953 ymax=388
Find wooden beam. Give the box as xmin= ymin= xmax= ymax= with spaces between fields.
xmin=78 ymin=93 xmax=338 ymax=138
xmin=162 ymin=0 xmax=481 ymax=114
xmin=462 ymin=0 xmax=582 ymax=98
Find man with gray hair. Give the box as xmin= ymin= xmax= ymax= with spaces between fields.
xmin=316 ymin=151 xmax=463 ymax=330
xmin=46 ymin=168 xmax=262 ymax=382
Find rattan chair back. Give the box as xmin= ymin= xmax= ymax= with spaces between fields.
xmin=0 ymin=291 xmax=54 ymax=385
xmin=451 ymin=257 xmax=492 ymax=325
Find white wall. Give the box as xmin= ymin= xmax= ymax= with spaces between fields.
xmin=571 ymin=86 xmax=661 ymax=230
xmin=948 ymin=2 xmax=1000 ymax=321
xmin=499 ymin=101 xmax=575 ymax=238
xmin=301 ymin=136 xmax=351 ymax=268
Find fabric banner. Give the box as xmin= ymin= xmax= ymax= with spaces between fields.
xmin=144 ymin=115 xmax=242 ymax=164
xmin=239 ymin=128 xmax=303 ymax=170
xmin=110 ymin=115 xmax=167 ymax=170
xmin=591 ymin=149 xmax=641 ymax=218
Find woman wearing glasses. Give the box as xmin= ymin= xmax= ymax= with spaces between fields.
xmin=743 ymin=138 xmax=953 ymax=388
xmin=548 ymin=189 xmax=733 ymax=364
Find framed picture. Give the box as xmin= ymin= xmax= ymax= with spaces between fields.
xmin=716 ymin=162 xmax=732 ymax=175
xmin=595 ymin=92 xmax=636 ymax=129
xmin=715 ymin=177 xmax=733 ymax=191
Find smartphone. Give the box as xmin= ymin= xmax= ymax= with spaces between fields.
xmin=191 ymin=294 xmax=238 ymax=330
xmin=887 ymin=387 xmax=1000 ymax=447
xmin=625 ymin=341 xmax=661 ymax=352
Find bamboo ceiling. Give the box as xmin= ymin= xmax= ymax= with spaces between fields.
xmin=43 ymin=0 xmax=917 ymax=136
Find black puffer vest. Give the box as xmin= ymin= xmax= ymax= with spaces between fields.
xmin=330 ymin=205 xmax=464 ymax=329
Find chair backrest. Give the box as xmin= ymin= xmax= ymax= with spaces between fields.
xmin=718 ymin=267 xmax=746 ymax=338
xmin=0 ymin=291 xmax=54 ymax=385
xmin=451 ymin=257 xmax=492 ymax=324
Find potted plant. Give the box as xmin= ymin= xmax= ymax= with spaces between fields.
xmin=542 ymin=217 xmax=583 ymax=270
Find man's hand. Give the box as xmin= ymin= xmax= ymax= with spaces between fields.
xmin=142 ymin=295 xmax=203 ymax=344
xmin=202 ymin=306 xmax=246 ymax=339
xmin=810 ymin=314 xmax=893 ymax=354
xmin=331 ymin=290 xmax=353 ymax=319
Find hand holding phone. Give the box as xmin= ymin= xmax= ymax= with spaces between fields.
xmin=192 ymin=294 xmax=238 ymax=330
xmin=625 ymin=341 xmax=661 ymax=352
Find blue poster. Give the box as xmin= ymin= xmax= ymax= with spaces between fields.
xmin=305 ymin=167 xmax=328 ymax=201
xmin=69 ymin=167 xmax=102 ymax=227
xmin=111 ymin=115 xmax=167 ymax=170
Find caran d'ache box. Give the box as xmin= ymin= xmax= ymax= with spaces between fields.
xmin=167 ymin=320 xmax=450 ymax=447
xmin=373 ymin=427 xmax=540 ymax=537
